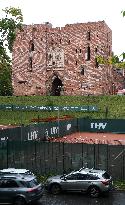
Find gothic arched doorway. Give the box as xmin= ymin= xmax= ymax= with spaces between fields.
xmin=51 ymin=76 xmax=63 ymax=96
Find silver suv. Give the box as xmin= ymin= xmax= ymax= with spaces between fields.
xmin=45 ymin=168 xmax=113 ymax=197
xmin=0 ymin=174 xmax=44 ymax=204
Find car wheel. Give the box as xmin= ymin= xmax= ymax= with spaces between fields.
xmin=14 ymin=197 xmax=26 ymax=205
xmin=88 ymin=186 xmax=100 ymax=198
xmin=50 ymin=183 xmax=61 ymax=195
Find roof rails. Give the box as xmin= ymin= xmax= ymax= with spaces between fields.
xmin=79 ymin=167 xmax=84 ymax=172
xmin=0 ymin=175 xmax=17 ymax=179
xmin=0 ymin=173 xmax=27 ymax=179
xmin=79 ymin=167 xmax=95 ymax=172
xmin=79 ymin=167 xmax=90 ymax=172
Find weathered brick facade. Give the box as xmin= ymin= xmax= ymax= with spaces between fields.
xmin=12 ymin=20 xmax=124 ymax=96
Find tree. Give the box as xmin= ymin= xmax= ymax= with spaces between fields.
xmin=0 ymin=59 xmax=12 ymax=96
xmin=0 ymin=7 xmax=23 ymax=54
xmin=97 ymin=54 xmax=125 ymax=68
xmin=0 ymin=7 xmax=23 ymax=95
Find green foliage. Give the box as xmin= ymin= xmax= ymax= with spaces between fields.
xmin=97 ymin=54 xmax=125 ymax=69
xmin=114 ymin=180 xmax=125 ymax=190
xmin=0 ymin=7 xmax=23 ymax=52
xmin=37 ymin=173 xmax=56 ymax=183
xmin=0 ymin=44 xmax=11 ymax=64
xmin=0 ymin=7 xmax=23 ymax=96
xmin=0 ymin=61 xmax=13 ymax=95
xmin=3 ymin=7 xmax=23 ymax=21
xmin=121 ymin=10 xmax=125 ymax=17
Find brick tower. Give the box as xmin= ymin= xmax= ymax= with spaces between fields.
xmin=12 ymin=20 xmax=124 ymax=96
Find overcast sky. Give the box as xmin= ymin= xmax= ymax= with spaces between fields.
xmin=0 ymin=0 xmax=125 ymax=56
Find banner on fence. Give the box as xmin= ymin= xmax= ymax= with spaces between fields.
xmin=0 ymin=105 xmax=98 ymax=112
xmin=1 ymin=118 xmax=125 ymax=142
xmin=0 ymin=119 xmax=78 ymax=141
xmin=78 ymin=118 xmax=125 ymax=133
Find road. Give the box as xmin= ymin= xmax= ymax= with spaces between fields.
xmin=36 ymin=191 xmax=125 ymax=205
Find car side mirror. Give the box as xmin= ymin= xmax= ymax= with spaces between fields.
xmin=63 ymin=176 xmax=67 ymax=181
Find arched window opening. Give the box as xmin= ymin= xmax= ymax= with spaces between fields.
xmin=81 ymin=68 xmax=84 ymax=75
xmin=51 ymin=77 xmax=63 ymax=96
xmin=87 ymin=31 xmax=91 ymax=40
xmin=95 ymin=47 xmax=98 ymax=53
xmin=95 ymin=58 xmax=99 ymax=68
xmin=29 ymin=57 xmax=32 ymax=70
xmin=29 ymin=41 xmax=34 ymax=52
xmin=85 ymin=46 xmax=90 ymax=61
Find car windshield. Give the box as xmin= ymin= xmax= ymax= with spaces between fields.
xmin=60 ymin=170 xmax=75 ymax=179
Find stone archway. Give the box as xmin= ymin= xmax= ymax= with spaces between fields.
xmin=51 ymin=76 xmax=63 ymax=96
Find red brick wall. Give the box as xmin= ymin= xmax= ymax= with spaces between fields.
xmin=12 ymin=21 xmax=124 ymax=96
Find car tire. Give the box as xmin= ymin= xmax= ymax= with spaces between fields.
xmin=88 ymin=186 xmax=100 ymax=198
xmin=50 ymin=183 xmax=61 ymax=195
xmin=14 ymin=197 xmax=26 ymax=205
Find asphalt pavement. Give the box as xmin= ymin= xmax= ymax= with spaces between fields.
xmin=36 ymin=190 xmax=125 ymax=205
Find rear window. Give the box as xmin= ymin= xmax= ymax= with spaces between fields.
xmin=20 ymin=178 xmax=39 ymax=188
xmin=26 ymin=179 xmax=39 ymax=188
xmin=88 ymin=175 xmax=100 ymax=180
xmin=102 ymin=172 xmax=110 ymax=179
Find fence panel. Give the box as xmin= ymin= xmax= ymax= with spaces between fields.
xmin=0 ymin=127 xmax=21 ymax=141
xmin=94 ymin=144 xmax=109 ymax=170
xmin=108 ymin=145 xmax=125 ymax=180
xmin=0 ymin=141 xmax=125 ymax=180
xmin=0 ymin=141 xmax=7 ymax=169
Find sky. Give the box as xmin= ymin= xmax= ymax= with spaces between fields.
xmin=0 ymin=0 xmax=125 ymax=56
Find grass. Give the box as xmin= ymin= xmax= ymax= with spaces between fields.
xmin=0 ymin=95 xmax=125 ymax=125
xmin=113 ymin=181 xmax=125 ymax=191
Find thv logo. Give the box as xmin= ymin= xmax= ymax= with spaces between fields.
xmin=91 ymin=122 xmax=107 ymax=130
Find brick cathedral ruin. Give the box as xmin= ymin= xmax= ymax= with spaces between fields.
xmin=12 ymin=21 xmax=124 ymax=96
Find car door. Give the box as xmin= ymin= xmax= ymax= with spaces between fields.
xmin=76 ymin=173 xmax=92 ymax=191
xmin=61 ymin=173 xmax=79 ymax=191
xmin=79 ymin=174 xmax=100 ymax=191
xmin=0 ymin=179 xmax=19 ymax=203
xmin=65 ymin=173 xmax=92 ymax=191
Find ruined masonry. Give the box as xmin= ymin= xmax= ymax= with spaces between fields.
xmin=12 ymin=21 xmax=124 ymax=96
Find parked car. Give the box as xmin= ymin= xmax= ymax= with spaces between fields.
xmin=0 ymin=174 xmax=44 ymax=205
xmin=0 ymin=168 xmax=34 ymax=176
xmin=45 ymin=168 xmax=113 ymax=198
